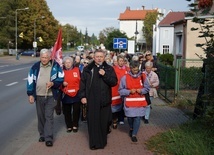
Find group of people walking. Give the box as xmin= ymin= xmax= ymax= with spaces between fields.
xmin=27 ymin=48 xmax=159 ymax=149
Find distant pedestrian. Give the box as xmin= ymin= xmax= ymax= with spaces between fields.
xmin=61 ymin=56 xmax=81 ymax=133
xmin=141 ymin=51 xmax=158 ymax=76
xmin=79 ymin=49 xmax=117 ymax=150
xmin=119 ymin=60 xmax=150 ymax=142
xmin=142 ymin=61 xmax=159 ymax=124
xmin=27 ymin=48 xmax=64 ymax=147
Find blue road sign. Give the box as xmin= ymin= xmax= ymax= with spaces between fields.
xmin=113 ymin=38 xmax=127 ymax=49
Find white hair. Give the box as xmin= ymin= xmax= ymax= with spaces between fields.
xmin=40 ymin=48 xmax=51 ymax=57
xmin=63 ymin=56 xmax=74 ymax=64
xmin=145 ymin=61 xmax=153 ymax=67
xmin=132 ymin=55 xmax=139 ymax=61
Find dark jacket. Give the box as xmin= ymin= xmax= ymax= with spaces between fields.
xmin=27 ymin=60 xmax=64 ymax=100
xmin=79 ymin=61 xmax=118 ymax=106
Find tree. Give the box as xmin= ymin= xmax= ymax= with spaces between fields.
xmin=62 ymin=24 xmax=80 ymax=49
xmin=0 ymin=0 xmax=60 ymax=50
xmin=143 ymin=11 xmax=158 ymax=50
xmin=186 ymin=0 xmax=214 ymax=122
xmin=98 ymin=27 xmax=117 ymax=44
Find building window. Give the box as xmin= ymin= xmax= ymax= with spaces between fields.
xmin=163 ymin=45 xmax=169 ymax=54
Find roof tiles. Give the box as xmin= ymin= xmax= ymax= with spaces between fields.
xmin=158 ymin=12 xmax=186 ymax=26
xmin=118 ymin=7 xmax=157 ymax=20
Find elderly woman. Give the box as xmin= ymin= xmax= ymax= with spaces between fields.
xmin=119 ymin=61 xmax=150 ymax=142
xmin=61 ymin=56 xmax=81 ymax=133
xmin=142 ymin=61 xmax=159 ymax=124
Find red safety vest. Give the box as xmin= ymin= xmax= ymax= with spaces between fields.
xmin=61 ymin=67 xmax=80 ymax=97
xmin=111 ymin=66 xmax=129 ymax=105
xmin=125 ymin=74 xmax=147 ymax=107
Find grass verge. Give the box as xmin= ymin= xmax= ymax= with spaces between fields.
xmin=145 ymin=120 xmax=214 ymax=155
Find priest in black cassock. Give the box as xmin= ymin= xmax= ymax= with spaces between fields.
xmin=79 ymin=49 xmax=117 ymax=150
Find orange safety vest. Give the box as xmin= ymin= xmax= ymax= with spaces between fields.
xmin=125 ymin=74 xmax=147 ymax=107
xmin=61 ymin=67 xmax=81 ymax=97
xmin=111 ymin=66 xmax=129 ymax=106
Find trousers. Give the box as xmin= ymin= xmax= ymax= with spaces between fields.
xmin=36 ymin=96 xmax=56 ymax=142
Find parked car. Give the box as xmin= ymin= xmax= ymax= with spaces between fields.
xmin=76 ymin=46 xmax=84 ymax=51
xmin=19 ymin=50 xmax=40 ymax=57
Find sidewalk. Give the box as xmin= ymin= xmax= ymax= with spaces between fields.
xmin=3 ymin=98 xmax=189 ymax=155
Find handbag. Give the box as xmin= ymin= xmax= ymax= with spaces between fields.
xmin=145 ymin=92 xmax=151 ymax=105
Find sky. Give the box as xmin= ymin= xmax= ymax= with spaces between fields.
xmin=46 ymin=0 xmax=192 ymax=36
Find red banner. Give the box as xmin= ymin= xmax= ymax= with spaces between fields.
xmin=51 ymin=28 xmax=62 ymax=67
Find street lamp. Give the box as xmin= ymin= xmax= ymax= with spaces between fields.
xmin=15 ymin=7 xmax=29 ymax=60
xmin=34 ymin=16 xmax=45 ymax=56
xmin=66 ymin=27 xmax=69 ymax=50
xmin=134 ymin=21 xmax=139 ymax=52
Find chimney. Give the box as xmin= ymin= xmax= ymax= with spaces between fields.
xmin=126 ymin=6 xmax=130 ymax=10
xmin=142 ymin=5 xmax=145 ymax=10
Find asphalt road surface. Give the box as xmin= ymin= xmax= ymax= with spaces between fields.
xmin=0 ymin=57 xmax=38 ymax=154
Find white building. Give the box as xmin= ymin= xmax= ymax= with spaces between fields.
xmin=118 ymin=6 xmax=157 ymax=52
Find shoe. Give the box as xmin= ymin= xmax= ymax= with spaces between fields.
xmin=67 ymin=128 xmax=72 ymax=133
xmin=144 ymin=119 xmax=149 ymax=124
xmin=131 ymin=136 xmax=138 ymax=142
xmin=39 ymin=137 xmax=45 ymax=142
xmin=45 ymin=141 xmax=53 ymax=147
xmin=129 ymin=129 xmax=133 ymax=137
xmin=73 ymin=127 xmax=78 ymax=133
xmin=112 ymin=123 xmax=117 ymax=129
xmin=90 ymin=146 xmax=97 ymax=150
xmin=119 ymin=121 xmax=124 ymax=125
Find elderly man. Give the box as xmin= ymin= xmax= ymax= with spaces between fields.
xmin=27 ymin=48 xmax=64 ymax=147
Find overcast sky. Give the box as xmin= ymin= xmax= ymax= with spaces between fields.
xmin=46 ymin=0 xmax=191 ymax=36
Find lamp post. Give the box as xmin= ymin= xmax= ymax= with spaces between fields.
xmin=66 ymin=27 xmax=69 ymax=50
xmin=34 ymin=16 xmax=45 ymax=57
xmin=15 ymin=7 xmax=29 ymax=60
xmin=134 ymin=21 xmax=139 ymax=52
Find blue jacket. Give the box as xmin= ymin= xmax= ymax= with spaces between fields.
xmin=27 ymin=60 xmax=64 ymax=100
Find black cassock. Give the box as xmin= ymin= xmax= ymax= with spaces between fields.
xmin=87 ymin=66 xmax=112 ymax=149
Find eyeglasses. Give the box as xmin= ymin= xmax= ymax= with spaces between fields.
xmin=146 ymin=54 xmax=151 ymax=56
xmin=139 ymin=60 xmax=143 ymax=61
xmin=84 ymin=62 xmax=89 ymax=64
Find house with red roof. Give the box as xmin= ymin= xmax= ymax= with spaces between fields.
xmin=153 ymin=11 xmax=186 ymax=55
xmin=118 ymin=6 xmax=157 ymax=52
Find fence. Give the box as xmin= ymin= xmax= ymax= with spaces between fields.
xmin=158 ymin=59 xmax=204 ymax=106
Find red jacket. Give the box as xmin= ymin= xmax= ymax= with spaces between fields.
xmin=61 ymin=67 xmax=81 ymax=97
xmin=125 ymin=74 xmax=147 ymax=107
xmin=111 ymin=65 xmax=129 ymax=106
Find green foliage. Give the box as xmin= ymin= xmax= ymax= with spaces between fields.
xmin=104 ymin=29 xmax=128 ymax=52
xmin=186 ymin=0 xmax=214 ymax=123
xmin=180 ymin=67 xmax=203 ymax=90
xmin=99 ymin=27 xmax=118 ymax=45
xmin=0 ymin=0 xmax=60 ymax=49
xmin=143 ymin=11 xmax=158 ymax=50
xmin=158 ymin=63 xmax=175 ymax=89
xmin=158 ymin=53 xmax=174 ymax=65
xmin=146 ymin=120 xmax=214 ymax=154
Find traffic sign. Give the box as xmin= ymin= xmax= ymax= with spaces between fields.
xmin=113 ymin=38 xmax=127 ymax=49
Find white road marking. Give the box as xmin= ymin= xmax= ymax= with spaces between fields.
xmin=23 ymin=78 xmax=28 ymax=80
xmin=0 ymin=67 xmax=29 ymax=74
xmin=0 ymin=65 xmax=9 ymax=68
xmin=6 ymin=82 xmax=18 ymax=86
